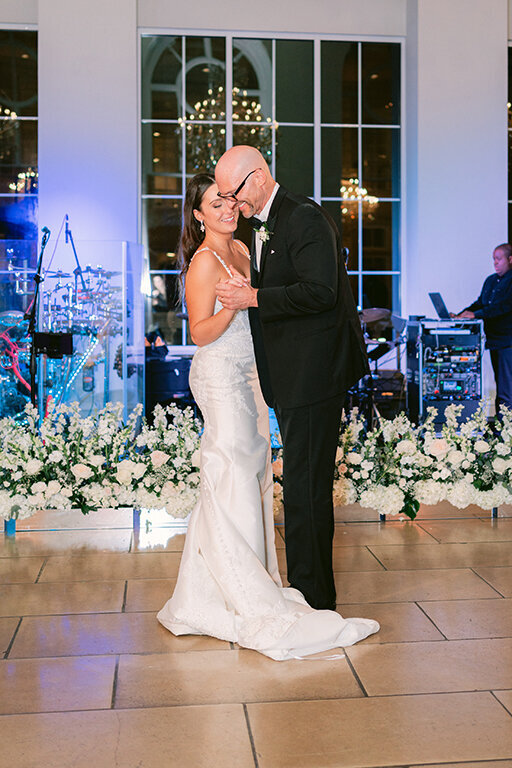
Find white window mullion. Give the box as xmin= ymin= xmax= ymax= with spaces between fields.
xmin=357 ymin=41 xmax=363 ymax=308
xmin=271 ymin=38 xmax=276 ymax=177
xmin=225 ymin=35 xmax=233 ymax=148
xmin=313 ymin=39 xmax=321 ymax=203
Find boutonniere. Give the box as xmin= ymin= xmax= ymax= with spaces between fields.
xmin=254 ymin=221 xmax=273 ymax=244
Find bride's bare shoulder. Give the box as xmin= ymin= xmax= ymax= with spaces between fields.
xmin=188 ymin=247 xmax=220 ymax=276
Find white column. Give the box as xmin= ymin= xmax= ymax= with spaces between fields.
xmin=404 ymin=0 xmax=508 ymax=319
xmin=37 ymin=0 xmax=138 ymax=246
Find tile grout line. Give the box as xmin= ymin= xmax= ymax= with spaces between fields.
xmin=121 ymin=581 xmax=128 ymax=613
xmin=365 ymin=545 xmax=388 ymax=570
xmin=3 ymin=616 xmax=23 ymax=659
xmin=414 ymin=522 xmax=443 ymax=542
xmin=110 ymin=655 xmax=120 ymax=709
xmin=343 ymin=650 xmax=368 ymax=696
xmin=469 ymin=567 xmax=507 ymax=598
xmin=34 ymin=558 xmax=48 ymax=583
xmin=490 ymin=689 xmax=512 ymax=718
xmin=243 ymin=702 xmax=260 ymax=768
xmin=414 ymin=601 xmax=448 ymax=640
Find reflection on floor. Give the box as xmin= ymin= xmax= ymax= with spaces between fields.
xmin=1 ymin=502 xmax=512 ymax=767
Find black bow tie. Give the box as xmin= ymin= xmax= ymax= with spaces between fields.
xmin=248 ymin=216 xmax=260 ymax=228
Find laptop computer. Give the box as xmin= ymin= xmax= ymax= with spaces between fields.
xmin=429 ymin=292 xmax=451 ymax=320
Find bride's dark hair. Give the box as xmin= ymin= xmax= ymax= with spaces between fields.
xmin=179 ymin=173 xmax=216 ymax=281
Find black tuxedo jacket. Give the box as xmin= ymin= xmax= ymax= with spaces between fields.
xmin=248 ymin=186 xmax=369 ymax=409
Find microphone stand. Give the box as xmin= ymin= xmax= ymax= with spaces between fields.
xmin=27 ymin=226 xmax=51 ymax=407
xmin=65 ymin=214 xmax=87 ymax=293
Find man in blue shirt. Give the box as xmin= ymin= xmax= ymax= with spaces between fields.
xmin=454 ymin=243 xmax=512 ymax=412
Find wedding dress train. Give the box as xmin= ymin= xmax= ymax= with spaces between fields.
xmin=157 ymin=250 xmax=379 ymax=660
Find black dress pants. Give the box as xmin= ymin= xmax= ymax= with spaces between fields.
xmin=490 ymin=347 xmax=512 ymax=413
xmin=274 ymin=394 xmax=344 ymax=610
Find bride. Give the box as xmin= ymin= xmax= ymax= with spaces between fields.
xmin=157 ymin=173 xmax=379 ymax=660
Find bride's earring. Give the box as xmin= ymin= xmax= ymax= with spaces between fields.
xmin=200 ymin=221 xmax=205 ymax=233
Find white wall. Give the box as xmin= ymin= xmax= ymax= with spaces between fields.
xmin=138 ymin=0 xmax=406 ymax=36
xmin=404 ymin=0 xmax=508 ymax=321
xmin=37 ymin=0 xmax=138 ymax=252
xmin=0 ymin=0 xmax=37 ymax=25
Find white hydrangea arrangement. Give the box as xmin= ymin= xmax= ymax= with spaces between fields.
xmin=0 ymin=402 xmax=202 ymax=522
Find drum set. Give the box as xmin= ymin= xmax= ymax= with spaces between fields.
xmin=0 ymin=255 xmax=122 ymax=419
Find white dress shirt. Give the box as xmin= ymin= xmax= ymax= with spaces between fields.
xmin=254 ymin=182 xmax=279 ymax=270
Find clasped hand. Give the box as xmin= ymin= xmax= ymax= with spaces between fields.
xmin=216 ymin=269 xmax=257 ymax=310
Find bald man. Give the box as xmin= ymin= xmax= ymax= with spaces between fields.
xmin=453 ymin=243 xmax=512 ymax=413
xmin=215 ymin=146 xmax=369 ymax=611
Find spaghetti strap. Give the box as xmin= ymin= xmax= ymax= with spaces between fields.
xmin=235 ymin=239 xmax=251 ymax=259
xmin=193 ymin=247 xmax=234 ymax=278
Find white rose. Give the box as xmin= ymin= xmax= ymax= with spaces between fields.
xmin=396 ymin=439 xmax=416 ymax=455
xmin=429 ymin=439 xmax=449 ymax=458
xmin=132 ymin=463 xmax=146 ymax=480
xmin=447 ymin=450 xmax=464 ymax=467
xmin=492 ymin=457 xmax=508 ymax=474
xmin=474 ymin=440 xmax=490 ymax=453
xmin=346 ymin=453 xmax=362 ymax=465
xmin=496 ymin=442 xmax=511 ymax=456
xmin=71 ymin=464 xmax=93 ymax=480
xmin=191 ymin=449 xmax=201 ymax=468
xmin=150 ymin=450 xmax=170 ymax=468
xmin=88 ymin=454 xmax=104 ymax=468
xmin=31 ymin=481 xmax=47 ymax=493
xmin=46 ymin=480 xmax=62 ymax=496
xmin=48 ymin=451 xmax=64 ymax=463
xmin=26 ymin=458 xmax=43 ymax=476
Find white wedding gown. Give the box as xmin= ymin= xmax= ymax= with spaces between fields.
xmin=157 ymin=249 xmax=379 ymax=660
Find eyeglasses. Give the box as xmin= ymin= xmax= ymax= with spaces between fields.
xmin=217 ymin=168 xmax=260 ymax=201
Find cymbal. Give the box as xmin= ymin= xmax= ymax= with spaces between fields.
xmin=44 ymin=270 xmax=72 ymax=278
xmin=359 ymin=308 xmax=391 ymax=323
xmin=0 ymin=310 xmax=26 ymax=326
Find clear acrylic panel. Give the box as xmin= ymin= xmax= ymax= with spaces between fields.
xmin=321 ymin=127 xmax=358 ymax=198
xmin=0 ymin=240 xmax=37 ymax=418
xmin=321 ymin=41 xmax=358 ymax=125
xmin=0 ymin=31 xmax=38 ymax=117
xmin=362 ymin=201 xmax=400 ymax=272
xmin=361 ymin=42 xmax=401 ymax=125
xmin=36 ymin=240 xmax=144 ymax=420
xmin=362 ymin=127 xmax=400 ymax=198
xmin=276 ymin=40 xmax=313 ymax=123
xmin=143 ymin=198 xmax=182 ymax=271
xmin=276 ymin=126 xmax=313 ymax=197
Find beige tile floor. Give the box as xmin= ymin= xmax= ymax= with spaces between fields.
xmin=1 ymin=504 xmax=512 ymax=767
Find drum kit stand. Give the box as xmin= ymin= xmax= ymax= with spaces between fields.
xmin=0 ymin=217 xmax=122 ymax=420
